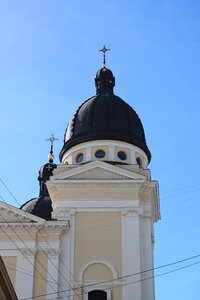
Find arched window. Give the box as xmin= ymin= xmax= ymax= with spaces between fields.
xmin=88 ymin=290 xmax=107 ymax=300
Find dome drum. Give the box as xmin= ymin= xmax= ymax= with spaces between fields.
xmin=61 ymin=140 xmax=149 ymax=168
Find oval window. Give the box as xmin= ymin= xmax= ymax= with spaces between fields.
xmin=95 ymin=149 xmax=105 ymax=159
xmin=117 ymin=151 xmax=127 ymax=161
xmin=76 ymin=153 xmax=84 ymax=163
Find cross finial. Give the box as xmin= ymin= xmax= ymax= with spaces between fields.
xmin=46 ymin=133 xmax=59 ymax=162
xmin=99 ymin=45 xmax=110 ymax=67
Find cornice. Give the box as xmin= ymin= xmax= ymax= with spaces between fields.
xmin=0 ymin=202 xmax=46 ymax=223
xmin=138 ymin=181 xmax=160 ymax=221
xmin=48 ymin=181 xmax=142 ymax=192
xmin=0 ymin=222 xmax=68 ymax=235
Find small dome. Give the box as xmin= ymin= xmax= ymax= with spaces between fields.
xmin=20 ymin=153 xmax=57 ymax=220
xmin=96 ymin=67 xmax=114 ymax=78
xmin=95 ymin=67 xmax=115 ymax=95
xmin=20 ymin=197 xmax=53 ymax=220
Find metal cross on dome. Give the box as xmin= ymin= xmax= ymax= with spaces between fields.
xmin=46 ymin=133 xmax=59 ymax=153
xmin=99 ymin=45 xmax=110 ymax=66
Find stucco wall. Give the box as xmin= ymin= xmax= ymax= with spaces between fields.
xmin=74 ymin=212 xmax=122 ymax=300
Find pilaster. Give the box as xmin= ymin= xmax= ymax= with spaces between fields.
xmin=15 ymin=250 xmax=35 ymax=299
xmin=121 ymin=208 xmax=143 ymax=300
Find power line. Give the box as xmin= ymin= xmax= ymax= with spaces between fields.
xmin=161 ymin=183 xmax=200 ymax=197
xmin=4 ymin=263 xmax=70 ymax=286
xmin=0 ymin=195 xmax=68 ymax=294
xmin=20 ymin=253 xmax=200 ymax=300
xmin=0 ymin=212 xmax=57 ymax=293
xmin=1 ymin=176 xmax=199 ymax=235
xmin=102 ymin=260 xmax=200 ymax=293
xmin=1 ymin=175 xmax=200 ymax=298
xmin=0 ymin=178 xmax=83 ymax=299
xmin=0 ymin=177 xmax=83 ymax=289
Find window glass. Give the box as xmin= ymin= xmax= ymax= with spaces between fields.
xmin=76 ymin=153 xmax=84 ymax=163
xmin=88 ymin=290 xmax=107 ymax=300
xmin=95 ymin=149 xmax=105 ymax=159
xmin=117 ymin=151 xmax=127 ymax=161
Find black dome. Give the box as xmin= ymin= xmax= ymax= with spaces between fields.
xmin=20 ymin=196 xmax=53 ymax=220
xmin=20 ymin=157 xmax=57 ymax=220
xmin=60 ymin=66 xmax=151 ymax=162
xmin=60 ymin=94 xmax=151 ymax=162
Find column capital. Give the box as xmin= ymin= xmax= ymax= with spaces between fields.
xmin=48 ymin=249 xmax=60 ymax=259
xmin=52 ymin=207 xmax=75 ymax=220
xmin=121 ymin=208 xmax=144 ymax=217
xmin=21 ymin=248 xmax=36 ymax=258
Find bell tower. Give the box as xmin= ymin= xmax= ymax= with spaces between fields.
xmin=46 ymin=49 xmax=160 ymax=300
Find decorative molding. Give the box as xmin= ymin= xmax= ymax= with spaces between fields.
xmin=48 ymin=249 xmax=60 ymax=258
xmin=0 ymin=240 xmax=36 ymax=250
xmin=0 ymin=222 xmax=68 ymax=236
xmin=78 ymin=259 xmax=118 ymax=282
xmin=52 ymin=208 xmax=75 ymax=221
xmin=0 ymin=224 xmax=41 ymax=232
xmin=138 ymin=181 xmax=160 ymax=221
xmin=35 ymin=241 xmax=60 ymax=250
xmin=138 ymin=183 xmax=152 ymax=199
xmin=50 ymin=160 xmax=147 ymax=181
xmin=21 ymin=248 xmax=36 ymax=258
xmin=50 ymin=182 xmax=142 ymax=191
xmin=0 ymin=202 xmax=46 ymax=223
xmin=121 ymin=208 xmax=144 ymax=217
xmin=66 ymin=167 xmax=130 ymax=180
xmin=38 ymin=223 xmax=68 ymax=235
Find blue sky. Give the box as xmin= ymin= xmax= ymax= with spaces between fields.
xmin=0 ymin=1 xmax=200 ymax=299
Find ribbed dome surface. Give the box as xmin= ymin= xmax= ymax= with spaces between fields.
xmin=60 ymin=93 xmax=151 ymax=161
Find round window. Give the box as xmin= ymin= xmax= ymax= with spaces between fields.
xmin=76 ymin=153 xmax=84 ymax=163
xmin=95 ymin=149 xmax=105 ymax=159
xmin=117 ymin=151 xmax=127 ymax=161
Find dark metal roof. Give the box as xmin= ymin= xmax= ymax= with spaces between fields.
xmin=20 ymin=160 xmax=57 ymax=220
xmin=60 ymin=93 xmax=151 ymax=162
xmin=20 ymin=196 xmax=53 ymax=220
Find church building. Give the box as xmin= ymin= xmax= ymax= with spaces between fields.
xmin=0 ymin=48 xmax=160 ymax=300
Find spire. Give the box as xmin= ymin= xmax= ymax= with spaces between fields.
xmin=46 ymin=133 xmax=59 ymax=162
xmin=95 ymin=46 xmax=115 ymax=95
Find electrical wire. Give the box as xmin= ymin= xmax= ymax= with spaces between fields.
xmin=0 ymin=178 xmax=83 ymax=299
xmin=1 ymin=176 xmax=200 ymax=298
xmin=0 ymin=177 xmax=83 ymax=288
xmin=1 ymin=176 xmax=199 ymax=234
xmin=0 ymin=195 xmax=71 ymax=296
xmin=0 ymin=213 xmax=57 ymax=293
xmin=4 ymin=262 xmax=70 ymax=286
xmin=20 ymin=256 xmax=200 ymax=300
